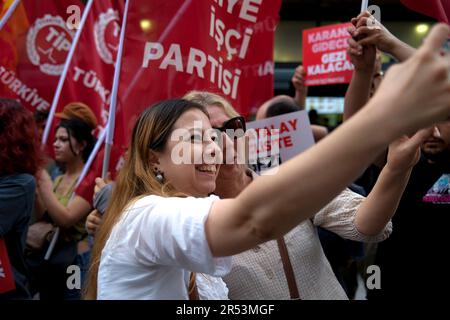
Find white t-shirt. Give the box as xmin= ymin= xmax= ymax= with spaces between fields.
xmin=97 ymin=195 xmax=231 ymax=300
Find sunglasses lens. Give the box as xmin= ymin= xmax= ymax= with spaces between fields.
xmin=224 ymin=118 xmax=246 ymax=138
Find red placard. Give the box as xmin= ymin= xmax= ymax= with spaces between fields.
xmin=302 ymin=23 xmax=354 ymax=86
xmin=0 ymin=238 xmax=15 ymax=294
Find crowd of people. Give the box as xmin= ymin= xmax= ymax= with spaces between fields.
xmin=1 ymin=12 xmax=450 ymax=300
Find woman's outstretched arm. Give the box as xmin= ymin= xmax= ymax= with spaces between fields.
xmin=206 ymin=24 xmax=450 ymax=257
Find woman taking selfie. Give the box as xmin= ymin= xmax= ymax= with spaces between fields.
xmin=85 ymin=24 xmax=450 ymax=300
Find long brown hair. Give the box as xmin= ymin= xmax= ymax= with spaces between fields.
xmin=84 ymin=99 xmax=208 ymax=299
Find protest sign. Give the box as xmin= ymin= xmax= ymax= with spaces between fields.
xmin=303 ymin=23 xmax=354 ymax=86
xmin=246 ymin=110 xmax=314 ymax=174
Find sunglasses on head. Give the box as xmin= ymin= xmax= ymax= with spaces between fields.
xmin=214 ymin=116 xmax=246 ymax=138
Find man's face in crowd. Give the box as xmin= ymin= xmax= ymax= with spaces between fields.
xmin=421 ymin=120 xmax=450 ymax=162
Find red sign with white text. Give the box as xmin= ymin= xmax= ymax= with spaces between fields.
xmin=54 ymin=0 xmax=124 ymax=204
xmin=114 ymin=0 xmax=281 ymax=149
xmin=303 ymin=23 xmax=354 ymax=86
xmin=0 ymin=0 xmax=84 ymax=113
xmin=75 ymin=0 xmax=282 ymax=202
xmin=45 ymin=0 xmax=124 ymax=154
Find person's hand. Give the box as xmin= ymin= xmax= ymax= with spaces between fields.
xmin=36 ymin=169 xmax=53 ymax=193
xmin=292 ymin=65 xmax=307 ymax=93
xmin=94 ymin=178 xmax=107 ymax=196
xmin=347 ymin=26 xmax=376 ymax=72
xmin=385 ymin=129 xmax=431 ymax=173
xmin=350 ymin=11 xmax=399 ymax=54
xmin=368 ymin=24 xmax=450 ymax=138
xmin=86 ymin=210 xmax=102 ymax=236
xmin=94 ymin=173 xmax=112 ymax=198
xmin=292 ymin=65 xmax=308 ymax=107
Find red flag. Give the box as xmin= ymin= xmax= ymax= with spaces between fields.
xmin=0 ymin=0 xmax=84 ymax=113
xmin=75 ymin=143 xmax=123 ymax=203
xmin=120 ymin=0 xmax=280 ymax=122
xmin=45 ymin=0 xmax=125 ymax=157
xmin=118 ymin=0 xmax=280 ymax=153
xmin=75 ymin=0 xmax=282 ymax=202
xmin=401 ymin=0 xmax=450 ymax=24
xmin=63 ymin=0 xmax=125 ymax=204
xmin=0 ymin=238 xmax=15 ymax=294
xmin=19 ymin=0 xmax=125 ymax=205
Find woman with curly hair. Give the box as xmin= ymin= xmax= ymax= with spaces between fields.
xmin=0 ymin=99 xmax=43 ymax=299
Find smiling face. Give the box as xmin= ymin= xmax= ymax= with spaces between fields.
xmin=155 ymin=108 xmax=221 ymax=197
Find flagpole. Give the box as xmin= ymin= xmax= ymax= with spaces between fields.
xmin=41 ymin=0 xmax=94 ymax=261
xmin=41 ymin=0 xmax=94 ymax=146
xmin=102 ymin=0 xmax=130 ymax=179
xmin=76 ymin=128 xmax=107 ymax=189
xmin=0 ymin=0 xmax=20 ymax=31
xmin=361 ymin=0 xmax=369 ymax=13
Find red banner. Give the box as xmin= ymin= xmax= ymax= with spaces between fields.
xmin=75 ymin=0 xmax=282 ymax=202
xmin=47 ymin=0 xmax=125 ymax=204
xmin=45 ymin=0 xmax=124 ymax=155
xmin=115 ymin=0 xmax=281 ymax=147
xmin=0 ymin=0 xmax=84 ymax=113
xmin=302 ymin=23 xmax=354 ymax=86
xmin=119 ymin=0 xmax=281 ymax=119
xmin=0 ymin=238 xmax=15 ymax=294
xmin=401 ymin=0 xmax=450 ymax=24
